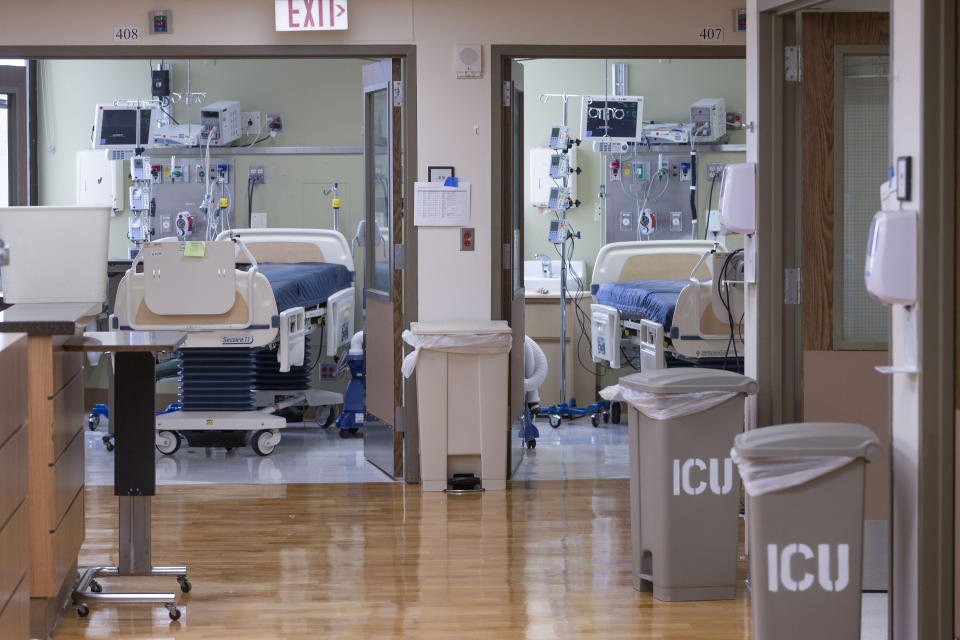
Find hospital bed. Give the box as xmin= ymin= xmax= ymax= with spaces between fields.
xmin=589 ymin=240 xmax=744 ymax=372
xmin=113 ymin=228 xmax=356 ymax=455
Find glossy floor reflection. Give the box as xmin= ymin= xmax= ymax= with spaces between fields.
xmin=512 ymin=415 xmax=629 ymax=481
xmin=85 ymin=424 xmax=397 ymax=486
xmin=54 ymin=481 xmax=888 ymax=640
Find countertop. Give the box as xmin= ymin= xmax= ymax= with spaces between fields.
xmin=0 ymin=302 xmax=101 ymax=335
xmin=524 ymin=290 xmax=590 ymax=301
xmin=64 ymin=331 xmax=185 ymax=353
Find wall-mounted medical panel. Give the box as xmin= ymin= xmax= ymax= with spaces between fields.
xmin=604 ymin=152 xmax=694 ymax=244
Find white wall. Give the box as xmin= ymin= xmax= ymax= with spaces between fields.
xmin=0 ymin=0 xmax=746 ymax=322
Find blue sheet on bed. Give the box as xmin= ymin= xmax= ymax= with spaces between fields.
xmin=257 ymin=262 xmax=354 ymax=312
xmin=595 ymin=280 xmax=689 ymax=328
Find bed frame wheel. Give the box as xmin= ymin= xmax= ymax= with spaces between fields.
xmin=315 ymin=404 xmax=339 ymax=428
xmin=252 ymin=429 xmax=280 ymax=456
xmin=156 ymin=430 xmax=181 ymax=455
xmin=602 ymin=410 xmax=610 ymax=423
xmin=611 ymin=402 xmax=622 ymax=424
xmin=591 ymin=413 xmax=600 ymax=428
xmin=549 ymin=414 xmax=562 ymax=429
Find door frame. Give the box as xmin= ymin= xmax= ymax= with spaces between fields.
xmin=754 ymin=2 xmax=956 ymax=636
xmin=0 ymin=64 xmax=29 ymax=205
xmin=0 ymin=44 xmax=421 ymax=481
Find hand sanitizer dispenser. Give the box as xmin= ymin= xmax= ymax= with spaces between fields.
xmin=864 ymin=210 xmax=917 ymax=305
xmin=717 ymin=162 xmax=756 ymax=234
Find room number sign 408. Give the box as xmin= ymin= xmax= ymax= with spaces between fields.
xmin=114 ymin=26 xmax=141 ymax=42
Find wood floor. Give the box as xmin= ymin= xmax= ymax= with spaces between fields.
xmin=54 ymin=480 xmax=751 ymax=639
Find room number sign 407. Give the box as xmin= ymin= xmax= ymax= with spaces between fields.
xmin=114 ymin=26 xmax=141 ymax=42
xmin=698 ymin=26 xmax=724 ymax=42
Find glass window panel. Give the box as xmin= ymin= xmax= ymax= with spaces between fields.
xmin=838 ymin=54 xmax=889 ymax=347
xmin=369 ymin=88 xmax=391 ymax=293
xmin=0 ymin=93 xmax=8 ymax=207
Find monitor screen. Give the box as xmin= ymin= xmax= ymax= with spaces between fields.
xmin=99 ymin=109 xmax=139 ymax=146
xmin=580 ymin=96 xmax=644 ymax=142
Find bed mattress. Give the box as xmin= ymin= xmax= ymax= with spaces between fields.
xmin=257 ymin=262 xmax=354 ymax=311
xmin=594 ymin=280 xmax=689 ymax=328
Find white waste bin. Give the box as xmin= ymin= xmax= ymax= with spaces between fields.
xmin=732 ymin=422 xmax=882 ymax=640
xmin=402 ymin=321 xmax=512 ymax=491
xmin=603 ymin=368 xmax=758 ymax=601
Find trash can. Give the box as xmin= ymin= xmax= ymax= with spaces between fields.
xmin=402 ymin=321 xmax=512 ymax=492
xmin=602 ymin=368 xmax=758 ymax=601
xmin=732 ymin=422 xmax=881 ymax=640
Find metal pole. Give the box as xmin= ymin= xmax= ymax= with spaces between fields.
xmin=559 ymin=97 xmax=568 ymax=406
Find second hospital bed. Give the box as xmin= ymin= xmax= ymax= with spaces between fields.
xmin=113 ymin=228 xmax=357 ymax=455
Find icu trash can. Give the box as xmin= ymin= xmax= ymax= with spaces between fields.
xmin=602 ymin=368 xmax=758 ymax=601
xmin=402 ymin=321 xmax=512 ymax=491
xmin=732 ymin=422 xmax=881 ymax=640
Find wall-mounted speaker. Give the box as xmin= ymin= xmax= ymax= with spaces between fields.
xmin=455 ymin=44 xmax=482 ymax=79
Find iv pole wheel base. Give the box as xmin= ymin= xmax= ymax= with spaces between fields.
xmin=549 ymin=414 xmax=562 ymax=429
xmin=526 ymin=439 xmax=537 ymax=449
xmin=591 ymin=413 xmax=600 ymax=428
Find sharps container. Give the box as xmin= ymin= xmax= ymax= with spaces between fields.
xmin=732 ymin=422 xmax=882 ymax=640
xmin=615 ymin=368 xmax=758 ymax=601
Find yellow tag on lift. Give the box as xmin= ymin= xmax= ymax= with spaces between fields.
xmin=219 ymin=197 xmax=229 ymax=209
xmin=332 ymin=198 xmax=341 ymax=208
xmin=183 ymin=241 xmax=206 ymax=257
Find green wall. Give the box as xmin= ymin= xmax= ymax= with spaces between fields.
xmin=521 ymin=58 xmax=747 ymax=282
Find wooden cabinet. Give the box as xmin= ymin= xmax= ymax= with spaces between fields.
xmin=27 ymin=335 xmax=85 ymax=600
xmin=524 ymin=295 xmax=597 ymax=408
xmin=0 ymin=333 xmax=29 ymax=640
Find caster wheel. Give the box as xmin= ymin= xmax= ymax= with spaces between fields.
xmin=87 ymin=414 xmax=101 ymax=431
xmin=549 ymin=414 xmax=562 ymax=429
xmin=156 ymin=430 xmax=181 ymax=455
xmin=602 ymin=410 xmax=610 ymax=424
xmin=167 ymin=605 xmax=181 ymax=621
xmin=591 ymin=413 xmax=600 ymax=428
xmin=526 ymin=439 xmax=536 ymax=449
xmin=611 ymin=402 xmax=622 ymax=424
xmin=315 ymin=405 xmax=340 ymax=428
xmin=89 ymin=580 xmax=102 ymax=593
xmin=224 ymin=447 xmax=233 ymax=452
xmin=104 ymin=440 xmax=114 ymax=452
xmin=252 ymin=429 xmax=279 ymax=456
xmin=178 ymin=576 xmax=192 ymax=593
xmin=76 ymin=603 xmax=89 ymax=618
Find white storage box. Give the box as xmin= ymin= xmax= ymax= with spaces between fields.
xmin=0 ymin=206 xmax=111 ymax=303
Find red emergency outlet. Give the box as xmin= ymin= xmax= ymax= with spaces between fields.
xmin=460 ymin=227 xmax=475 ymax=251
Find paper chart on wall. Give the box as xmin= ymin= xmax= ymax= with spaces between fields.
xmin=413 ymin=181 xmax=471 ymax=227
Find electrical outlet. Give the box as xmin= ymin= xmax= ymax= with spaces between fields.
xmin=266 ymin=113 xmax=284 ymax=133
xmin=160 ymin=216 xmax=172 ymax=233
xmin=241 ymin=111 xmax=262 ymax=135
xmin=248 ymin=165 xmax=266 ymax=184
xmin=706 ymin=162 xmax=725 ymax=181
xmin=251 ymin=212 xmax=268 ymax=228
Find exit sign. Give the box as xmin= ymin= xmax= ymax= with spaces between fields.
xmin=275 ymin=0 xmax=348 ymax=31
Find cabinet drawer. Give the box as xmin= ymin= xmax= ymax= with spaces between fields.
xmin=0 ymin=503 xmax=28 ymax=615
xmin=0 ymin=575 xmax=28 ymax=640
xmin=0 ymin=335 xmax=27 ymax=446
xmin=51 ymin=371 xmax=85 ymax=463
xmin=52 ymin=490 xmax=84 ymax=593
xmin=0 ymin=426 xmax=27 ymax=527
xmin=53 ymin=431 xmax=84 ymax=527
xmin=52 ymin=339 xmax=84 ymax=397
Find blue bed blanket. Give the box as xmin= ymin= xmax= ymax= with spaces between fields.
xmin=257 ymin=262 xmax=354 ymax=312
xmin=595 ymin=280 xmax=690 ymax=328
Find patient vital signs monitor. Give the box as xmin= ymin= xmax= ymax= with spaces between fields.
xmin=580 ymin=96 xmax=644 ymax=143
xmin=93 ymin=105 xmax=159 ymax=150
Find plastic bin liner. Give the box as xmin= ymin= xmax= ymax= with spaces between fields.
xmin=401 ymin=330 xmax=512 ymax=378
xmin=730 ymin=448 xmax=855 ymax=496
xmin=600 ymin=383 xmax=737 ymax=420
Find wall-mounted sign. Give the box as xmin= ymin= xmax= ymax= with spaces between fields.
xmin=275 ymin=0 xmax=348 ymax=31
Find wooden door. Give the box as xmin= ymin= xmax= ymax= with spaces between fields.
xmin=362 ymin=59 xmax=404 ymax=478
xmin=502 ymin=58 xmax=527 ymax=474
xmin=800 ymin=12 xmax=890 ymax=590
